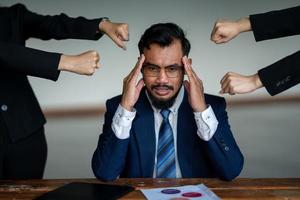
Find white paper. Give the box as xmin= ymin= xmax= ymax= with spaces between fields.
xmin=141 ymin=184 xmax=220 ymax=200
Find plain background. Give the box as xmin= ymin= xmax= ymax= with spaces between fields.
xmin=1 ymin=0 xmax=300 ymax=178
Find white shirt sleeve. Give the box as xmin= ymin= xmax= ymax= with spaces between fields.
xmin=111 ymin=104 xmax=136 ymax=139
xmin=194 ymin=105 xmax=219 ymax=141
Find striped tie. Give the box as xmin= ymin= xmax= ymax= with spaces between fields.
xmin=157 ymin=109 xmax=176 ymax=178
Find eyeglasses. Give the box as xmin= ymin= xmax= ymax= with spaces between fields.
xmin=142 ymin=65 xmax=183 ymax=78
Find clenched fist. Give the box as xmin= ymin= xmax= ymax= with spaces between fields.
xmin=58 ymin=50 xmax=100 ymax=76
xmin=210 ymin=18 xmax=251 ymax=44
xmin=220 ymin=72 xmax=263 ymax=95
xmin=99 ymin=20 xmax=129 ymax=50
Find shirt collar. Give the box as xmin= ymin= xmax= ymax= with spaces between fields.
xmin=145 ymin=86 xmax=184 ymax=115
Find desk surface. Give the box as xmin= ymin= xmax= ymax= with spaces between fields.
xmin=1 ymin=178 xmax=300 ymax=199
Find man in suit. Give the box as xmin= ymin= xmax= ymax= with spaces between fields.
xmin=211 ymin=5 xmax=300 ymax=96
xmin=0 ymin=3 xmax=129 ymax=179
xmin=92 ymin=23 xmax=244 ymax=181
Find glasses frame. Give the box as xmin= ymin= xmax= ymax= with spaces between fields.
xmin=142 ymin=64 xmax=184 ymax=78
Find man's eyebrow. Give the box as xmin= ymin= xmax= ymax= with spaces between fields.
xmin=142 ymin=62 xmax=182 ymax=68
xmin=165 ymin=64 xmax=183 ymax=68
xmin=142 ymin=62 xmax=160 ymax=67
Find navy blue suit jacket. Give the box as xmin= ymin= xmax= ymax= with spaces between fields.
xmin=92 ymin=88 xmax=244 ymax=181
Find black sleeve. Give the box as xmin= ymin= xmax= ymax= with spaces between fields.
xmin=15 ymin=3 xmax=104 ymax=41
xmin=249 ymin=5 xmax=300 ymax=41
xmin=258 ymin=50 xmax=300 ymax=96
xmin=0 ymin=41 xmax=61 ymax=81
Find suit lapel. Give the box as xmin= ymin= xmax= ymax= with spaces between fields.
xmin=177 ymin=90 xmax=196 ymax=177
xmin=132 ymin=89 xmax=156 ymax=177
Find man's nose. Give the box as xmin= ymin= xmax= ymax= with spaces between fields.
xmin=156 ymin=69 xmax=169 ymax=83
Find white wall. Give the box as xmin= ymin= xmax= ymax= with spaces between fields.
xmin=2 ymin=0 xmax=300 ymax=178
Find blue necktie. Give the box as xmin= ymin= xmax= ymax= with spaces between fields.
xmin=157 ymin=109 xmax=176 ymax=178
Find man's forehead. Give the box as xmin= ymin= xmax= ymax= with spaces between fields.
xmin=143 ymin=55 xmax=183 ymax=67
xmin=143 ymin=42 xmax=183 ymax=65
xmin=144 ymin=39 xmax=182 ymax=51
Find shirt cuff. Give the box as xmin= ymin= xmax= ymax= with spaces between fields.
xmin=194 ymin=105 xmax=219 ymax=141
xmin=111 ymin=104 xmax=136 ymax=139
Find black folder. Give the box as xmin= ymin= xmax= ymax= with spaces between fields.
xmin=34 ymin=182 xmax=135 ymax=200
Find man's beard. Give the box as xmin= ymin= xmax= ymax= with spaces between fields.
xmin=147 ymin=84 xmax=181 ymax=110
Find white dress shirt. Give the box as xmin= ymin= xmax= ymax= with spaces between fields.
xmin=111 ymin=86 xmax=219 ymax=178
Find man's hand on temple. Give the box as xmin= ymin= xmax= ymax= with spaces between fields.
xmin=121 ymin=54 xmax=145 ymax=111
xmin=182 ymin=56 xmax=207 ymax=112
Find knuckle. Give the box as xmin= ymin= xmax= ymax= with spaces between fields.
xmin=88 ymin=68 xmax=95 ymax=74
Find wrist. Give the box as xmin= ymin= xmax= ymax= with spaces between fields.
xmin=120 ymin=101 xmax=134 ymax=112
xmin=99 ymin=17 xmax=110 ymax=33
xmin=236 ymin=17 xmax=251 ymax=33
xmin=193 ymin=99 xmax=207 ymax=112
xmin=253 ymin=73 xmax=263 ymax=89
xmin=195 ymin=105 xmax=207 ymax=112
xmin=58 ymin=55 xmax=73 ymax=72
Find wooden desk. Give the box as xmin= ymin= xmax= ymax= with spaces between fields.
xmin=1 ymin=178 xmax=300 ymax=199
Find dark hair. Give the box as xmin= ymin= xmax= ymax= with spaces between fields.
xmin=138 ymin=23 xmax=191 ymax=56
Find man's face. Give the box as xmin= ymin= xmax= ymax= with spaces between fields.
xmin=142 ymin=39 xmax=184 ymax=106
